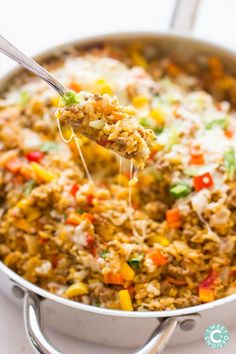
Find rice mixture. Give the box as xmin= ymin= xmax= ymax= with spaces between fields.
xmin=0 ymin=44 xmax=236 ymax=311
xmin=56 ymin=91 xmax=155 ymax=167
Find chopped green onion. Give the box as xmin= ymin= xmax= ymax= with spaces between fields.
xmin=19 ymin=91 xmax=30 ymax=108
xmin=154 ymin=127 xmax=164 ymax=135
xmin=100 ymin=250 xmax=109 ymax=259
xmin=224 ymin=147 xmax=236 ymax=181
xmin=61 ymin=90 xmax=80 ymax=107
xmin=169 ymin=183 xmax=191 ymax=198
xmin=139 ymin=117 xmax=151 ymax=129
xmin=205 ymin=118 xmax=229 ymax=130
xmin=184 ymin=168 xmax=198 ymax=177
xmin=166 ymin=127 xmax=179 ymax=151
xmin=128 ymin=254 xmax=143 ymax=270
xmin=39 ymin=142 xmax=59 ymax=153
xmin=23 ymin=180 xmax=36 ymax=196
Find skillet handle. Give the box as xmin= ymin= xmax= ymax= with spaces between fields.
xmin=133 ymin=318 xmax=178 ymax=354
xmin=24 ymin=291 xmax=64 ymax=354
xmin=170 ymin=0 xmax=201 ymax=32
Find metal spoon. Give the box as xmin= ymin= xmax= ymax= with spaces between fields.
xmin=0 ymin=34 xmax=67 ymax=96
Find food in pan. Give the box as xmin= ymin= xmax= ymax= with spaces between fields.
xmin=56 ymin=91 xmax=155 ymax=167
xmin=0 ymin=43 xmax=236 ymax=311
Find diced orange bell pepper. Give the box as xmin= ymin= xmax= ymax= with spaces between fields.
xmin=5 ymin=157 xmax=22 ymax=173
xmin=103 ymin=273 xmax=124 ymax=285
xmin=199 ymin=287 xmax=215 ymax=302
xmin=148 ymin=250 xmax=168 ymax=266
xmin=190 ymin=144 xmax=205 ymax=165
xmin=166 ymin=208 xmax=181 ymax=228
xmin=83 ymin=213 xmax=94 ymax=223
xmin=66 ymin=213 xmax=82 ymax=226
xmin=68 ymin=81 xmax=81 ymax=92
xmin=224 ymin=129 xmax=234 ymax=139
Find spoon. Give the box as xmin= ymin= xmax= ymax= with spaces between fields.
xmin=0 ymin=34 xmax=67 ymax=96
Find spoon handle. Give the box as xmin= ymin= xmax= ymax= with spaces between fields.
xmin=0 ymin=34 xmax=67 ymax=96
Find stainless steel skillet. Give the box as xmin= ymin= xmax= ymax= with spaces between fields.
xmin=0 ymin=1 xmax=236 ymax=353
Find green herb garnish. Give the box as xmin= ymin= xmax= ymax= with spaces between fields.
xmin=100 ymin=250 xmax=109 ymax=259
xmin=23 ymin=180 xmax=36 ymax=196
xmin=77 ymin=208 xmax=85 ymax=214
xmin=19 ymin=91 xmax=30 ymax=108
xmin=224 ymin=147 xmax=236 ymax=181
xmin=61 ymin=90 xmax=80 ymax=107
xmin=128 ymin=254 xmax=143 ymax=270
xmin=39 ymin=142 xmax=59 ymax=153
xmin=169 ymin=183 xmax=191 ymax=199
xmin=205 ymin=118 xmax=229 ymax=130
xmin=139 ymin=117 xmax=151 ymax=129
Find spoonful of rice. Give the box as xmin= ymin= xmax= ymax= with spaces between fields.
xmin=0 ymin=34 xmax=155 ymax=167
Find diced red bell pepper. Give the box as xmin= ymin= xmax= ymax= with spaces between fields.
xmin=193 ymin=172 xmax=214 ymax=192
xmin=86 ymin=234 xmax=95 ymax=247
xmin=26 ymin=151 xmax=44 ymax=163
xmin=87 ymin=194 xmax=94 ymax=206
xmin=199 ymin=270 xmax=218 ymax=289
xmin=70 ymin=184 xmax=79 ymax=197
xmin=51 ymin=254 xmax=59 ymax=268
xmin=199 ymin=271 xmax=217 ymax=302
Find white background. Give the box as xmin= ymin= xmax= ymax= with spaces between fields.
xmin=0 ymin=0 xmax=236 ymax=353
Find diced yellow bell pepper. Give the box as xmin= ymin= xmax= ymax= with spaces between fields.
xmin=14 ymin=219 xmax=33 ymax=233
xmin=148 ymin=235 xmax=170 ymax=247
xmin=26 ymin=207 xmax=41 ymax=222
xmin=132 ymin=95 xmax=149 ymax=108
xmin=65 ymin=282 xmax=89 ymax=297
xmin=61 ymin=125 xmax=73 ymax=140
xmin=17 ymin=199 xmax=30 ymax=209
xmin=199 ymin=287 xmax=215 ymax=302
xmin=119 ymin=289 xmax=133 ymax=311
xmin=16 ymin=200 xmax=40 ymax=221
xmin=31 ymin=162 xmax=56 ymax=183
xmin=94 ymin=79 xmax=113 ymax=95
xmin=25 ymin=235 xmax=39 ymax=255
xmin=50 ymin=96 xmax=60 ymax=107
xmin=120 ymin=262 xmax=135 ymax=281
xmin=131 ymin=50 xmax=147 ymax=69
xmin=150 ymin=108 xmax=165 ymax=125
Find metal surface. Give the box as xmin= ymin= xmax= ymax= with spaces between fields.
xmin=134 ymin=318 xmax=178 ymax=354
xmin=170 ymin=0 xmax=201 ymax=32
xmin=23 ymin=291 xmax=200 ymax=354
xmin=24 ymin=292 xmax=63 ymax=354
xmin=0 ymin=34 xmax=66 ymax=96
